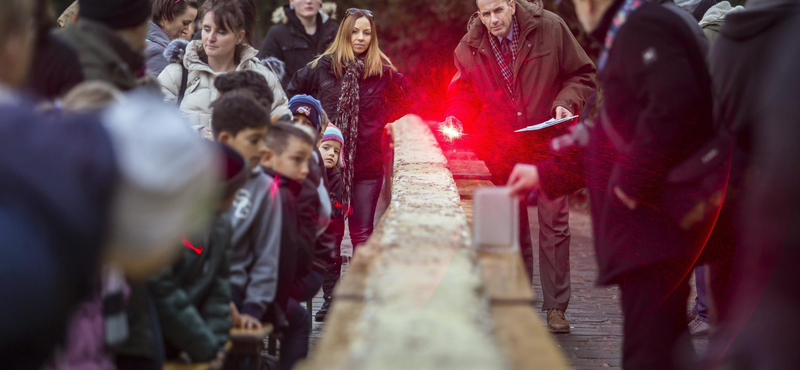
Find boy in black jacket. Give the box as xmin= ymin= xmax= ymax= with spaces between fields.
xmin=260 ymin=122 xmax=318 ymax=370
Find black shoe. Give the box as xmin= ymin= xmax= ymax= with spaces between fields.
xmin=315 ymin=301 xmax=331 ymax=322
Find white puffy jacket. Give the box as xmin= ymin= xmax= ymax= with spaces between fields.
xmin=158 ymin=40 xmax=291 ymax=130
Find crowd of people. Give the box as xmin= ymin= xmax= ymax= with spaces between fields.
xmin=2 ymin=0 xmax=411 ymax=369
xmin=1 ymin=0 xmax=799 ymax=369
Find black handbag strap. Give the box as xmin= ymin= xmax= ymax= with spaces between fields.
xmin=177 ymin=65 xmax=189 ymax=106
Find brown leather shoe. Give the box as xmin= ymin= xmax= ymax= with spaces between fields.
xmin=546 ymin=309 xmax=571 ymax=333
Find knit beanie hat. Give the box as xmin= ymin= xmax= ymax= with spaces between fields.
xmin=101 ymin=92 xmax=218 ymax=261
xmin=288 ymin=94 xmax=323 ymax=132
xmin=321 ymin=124 xmax=344 ymax=148
xmin=79 ymin=0 xmax=151 ymax=30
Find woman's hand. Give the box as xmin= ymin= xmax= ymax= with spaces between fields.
xmin=507 ymin=164 xmax=540 ymax=195
xmin=384 ymin=122 xmax=394 ymax=149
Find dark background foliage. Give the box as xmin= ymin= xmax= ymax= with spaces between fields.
xmin=52 ymin=0 xmax=595 ymax=119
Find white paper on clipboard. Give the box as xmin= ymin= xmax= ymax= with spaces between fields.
xmin=514 ymin=115 xmax=579 ymax=133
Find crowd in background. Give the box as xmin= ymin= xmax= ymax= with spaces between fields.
xmin=1 ymin=0 xmax=800 ymax=370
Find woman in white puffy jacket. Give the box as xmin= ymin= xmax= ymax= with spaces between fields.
xmin=158 ymin=0 xmax=290 ymax=134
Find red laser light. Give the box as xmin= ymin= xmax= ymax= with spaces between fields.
xmin=182 ymin=238 xmax=203 ymax=254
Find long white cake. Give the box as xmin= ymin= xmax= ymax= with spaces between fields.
xmin=340 ymin=116 xmax=511 ymax=370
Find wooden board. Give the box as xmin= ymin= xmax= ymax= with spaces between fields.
xmin=230 ymin=324 xmax=273 ymax=342
xmin=461 ymin=199 xmax=474 ymax=226
xmin=445 ymin=149 xmax=479 ymax=161
xmin=490 ymin=305 xmax=571 ymax=370
xmin=455 ymin=179 xmax=495 ymax=199
xmin=447 ymin=160 xmax=493 ymax=180
xmin=478 ymin=251 xmax=535 ymax=304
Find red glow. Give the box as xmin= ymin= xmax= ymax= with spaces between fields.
xmin=182 ymin=238 xmax=203 ymax=255
xmin=439 ymin=123 xmax=464 ymax=142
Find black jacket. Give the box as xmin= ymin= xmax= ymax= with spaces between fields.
xmin=711 ymin=0 xmax=800 ymax=201
xmin=287 ymin=55 xmax=415 ymax=180
xmin=297 ymin=149 xmax=331 ymax=276
xmin=725 ymin=10 xmax=800 ymax=369
xmin=262 ymin=167 xmax=309 ymax=307
xmin=258 ymin=5 xmax=339 ymax=87
xmin=537 ymin=0 xmax=714 ymax=285
xmin=327 ymin=166 xmax=344 ymax=220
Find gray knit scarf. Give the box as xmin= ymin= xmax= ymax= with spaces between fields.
xmin=336 ymin=58 xmax=365 ymax=217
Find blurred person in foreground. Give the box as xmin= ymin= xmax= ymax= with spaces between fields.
xmin=0 ymin=2 xmax=220 ymax=368
xmin=444 ymin=0 xmax=596 ymax=333
xmin=716 ymin=14 xmax=800 ymax=369
xmin=702 ymin=1 xmax=800 ymax=368
xmin=59 ymin=0 xmax=154 ymax=91
xmin=506 ymin=0 xmax=716 ymax=367
xmin=25 ymin=0 xmax=84 ymax=101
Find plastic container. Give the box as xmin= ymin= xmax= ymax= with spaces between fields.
xmin=472 ymin=187 xmax=519 ymax=253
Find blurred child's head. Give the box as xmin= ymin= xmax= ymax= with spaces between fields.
xmin=62 ymin=81 xmax=125 ymax=113
xmin=288 ymin=94 xmax=325 ymax=137
xmin=262 ymin=122 xmax=315 ymax=182
xmin=319 ymin=124 xmax=343 ymax=169
xmin=214 ymin=70 xmax=274 ymax=112
xmin=211 ymin=90 xmax=269 ymax=170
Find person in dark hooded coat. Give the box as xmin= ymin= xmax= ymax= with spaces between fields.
xmin=258 ymin=1 xmax=339 ymax=88
xmin=507 ymin=0 xmax=715 ymax=367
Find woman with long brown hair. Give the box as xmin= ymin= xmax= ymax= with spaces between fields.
xmin=158 ymin=0 xmax=289 ymax=135
xmin=287 ymin=8 xmax=415 ymax=320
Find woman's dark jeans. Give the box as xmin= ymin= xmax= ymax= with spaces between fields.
xmin=348 ymin=178 xmax=383 ymax=250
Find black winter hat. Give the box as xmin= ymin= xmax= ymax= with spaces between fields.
xmin=79 ymin=0 xmax=152 ymax=30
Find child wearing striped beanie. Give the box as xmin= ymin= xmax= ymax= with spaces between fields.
xmin=319 ymin=124 xmax=344 ymax=170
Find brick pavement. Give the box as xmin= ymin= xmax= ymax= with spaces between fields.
xmin=305 ymin=206 xmax=709 ymax=368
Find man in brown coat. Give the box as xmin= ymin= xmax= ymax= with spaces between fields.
xmin=444 ymin=0 xmax=595 ymax=332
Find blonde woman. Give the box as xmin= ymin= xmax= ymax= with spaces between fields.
xmin=287 ymin=8 xmax=415 ymax=251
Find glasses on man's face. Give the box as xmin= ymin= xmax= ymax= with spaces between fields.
xmin=346 ymin=8 xmax=374 ymax=18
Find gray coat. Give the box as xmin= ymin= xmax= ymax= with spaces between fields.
xmin=226 ymin=167 xmax=283 ymax=319
xmin=145 ymin=22 xmax=170 ymax=76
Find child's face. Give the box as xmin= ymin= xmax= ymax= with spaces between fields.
xmin=219 ymin=127 xmax=268 ymax=170
xmin=264 ymin=136 xmax=312 ymax=182
xmin=293 ymin=115 xmax=316 ymax=131
xmin=318 ymin=140 xmax=341 ymax=169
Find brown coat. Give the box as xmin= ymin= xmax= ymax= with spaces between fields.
xmin=446 ymin=0 xmax=596 ymax=182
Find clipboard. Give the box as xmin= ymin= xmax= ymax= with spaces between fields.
xmin=514 ymin=115 xmax=579 ymax=133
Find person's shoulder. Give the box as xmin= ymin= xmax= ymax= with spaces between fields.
xmin=627 ymin=3 xmax=682 ymax=31
xmin=616 ymin=3 xmax=679 ymax=45
xmin=265 ymin=22 xmax=291 ymax=38
xmin=158 ymin=62 xmax=183 ymax=82
xmin=321 ymin=18 xmax=339 ymax=34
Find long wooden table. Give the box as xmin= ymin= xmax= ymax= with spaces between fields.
xmin=296 ymin=117 xmax=569 ymax=370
